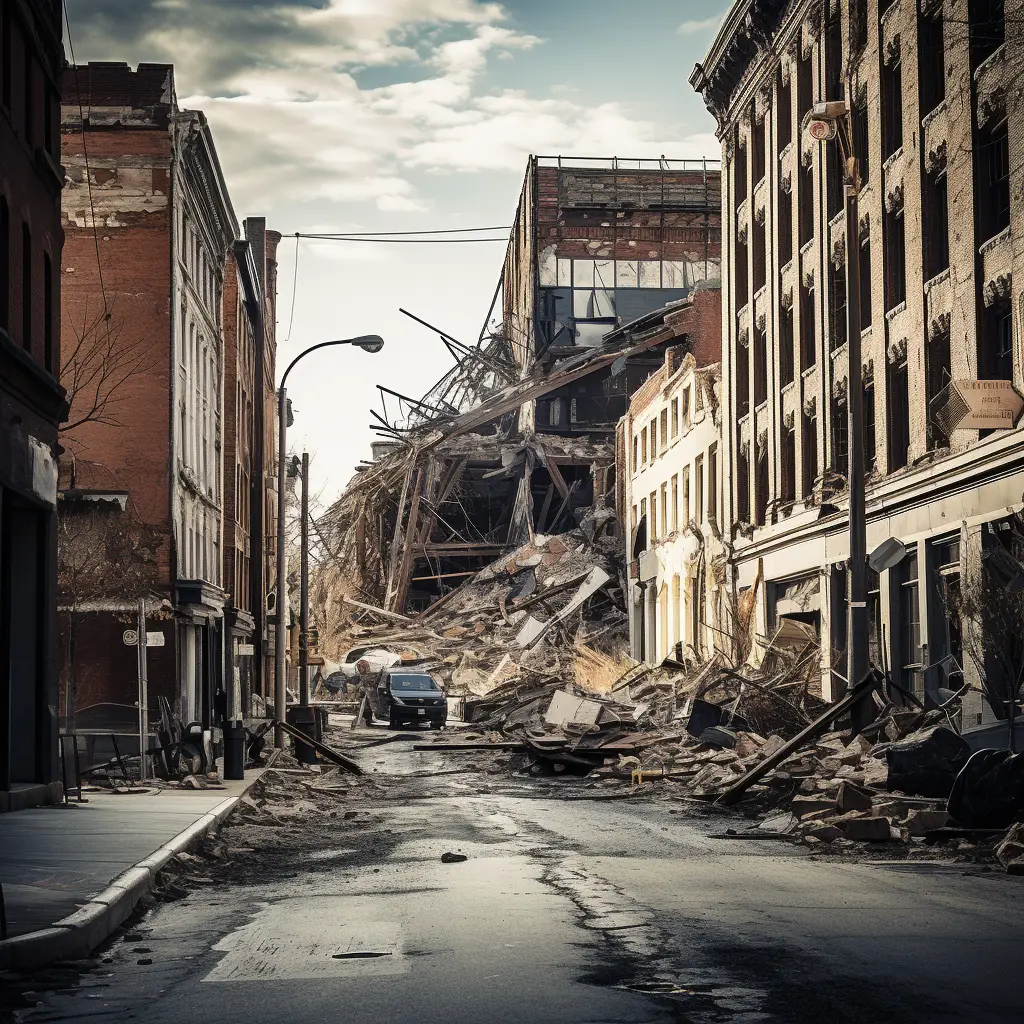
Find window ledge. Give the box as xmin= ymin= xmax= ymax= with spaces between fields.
xmin=779 ymin=141 xmax=794 ymax=165
xmin=755 ymin=400 xmax=768 ymax=413
xmin=921 ymin=97 xmax=947 ymax=130
xmin=830 ymin=342 xmax=848 ymax=359
xmin=880 ymin=0 xmax=902 ymax=30
xmin=885 ymin=300 xmax=908 ymax=322
xmin=924 ymin=267 xmax=951 ymax=293
xmin=979 ymin=226 xmax=1011 ymax=256
xmin=780 ymin=258 xmax=794 ymax=277
xmin=882 ymin=146 xmax=904 ymax=176
xmin=974 ymin=43 xmax=1007 ymax=83
xmin=801 ymin=364 xmax=817 ymax=380
xmin=781 ymin=378 xmax=796 ymax=395
xmin=800 ymin=238 xmax=815 ymax=257
xmin=828 ymin=209 xmax=845 ymax=230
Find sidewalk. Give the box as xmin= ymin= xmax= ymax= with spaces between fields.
xmin=0 ymin=773 xmax=262 ymax=971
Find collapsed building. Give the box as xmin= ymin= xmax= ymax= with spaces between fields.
xmin=313 ymin=156 xmax=722 ymax=654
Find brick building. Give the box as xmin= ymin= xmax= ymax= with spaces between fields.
xmin=691 ymin=0 xmax=1023 ymax=726
xmin=0 ymin=0 xmax=65 ymax=808
xmin=59 ymin=63 xmax=257 ymax=737
xmin=619 ymin=299 xmax=725 ymax=665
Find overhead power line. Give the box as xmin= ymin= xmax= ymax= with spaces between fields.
xmin=296 ymin=225 xmax=511 ymax=236
xmin=297 ymin=235 xmax=509 ymax=243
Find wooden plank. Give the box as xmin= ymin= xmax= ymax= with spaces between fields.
xmin=391 ymin=467 xmax=425 ymax=613
xmin=276 ymin=719 xmax=364 ymax=775
xmin=411 ymin=741 xmax=526 ymax=751
xmin=341 ymin=595 xmax=412 ymax=623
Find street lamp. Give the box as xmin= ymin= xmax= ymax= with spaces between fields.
xmin=807 ymin=95 xmax=872 ymax=732
xmin=274 ymin=336 xmax=383 ymax=748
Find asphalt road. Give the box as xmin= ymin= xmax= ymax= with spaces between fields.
xmin=9 ymin=730 xmax=1024 ymax=1023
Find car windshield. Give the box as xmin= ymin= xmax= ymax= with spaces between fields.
xmin=388 ymin=673 xmax=440 ymax=691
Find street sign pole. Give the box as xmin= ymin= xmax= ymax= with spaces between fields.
xmin=136 ymin=598 xmax=149 ymax=781
xmin=300 ymin=452 xmax=310 ymax=707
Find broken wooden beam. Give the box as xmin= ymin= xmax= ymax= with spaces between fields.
xmin=276 ymin=719 xmax=364 ymax=775
xmin=411 ymin=741 xmax=526 ymax=751
xmin=714 ymin=673 xmax=880 ymax=807
xmin=342 ymin=595 xmax=412 ymax=622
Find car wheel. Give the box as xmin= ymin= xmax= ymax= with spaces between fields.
xmin=388 ymin=713 xmax=398 ymax=730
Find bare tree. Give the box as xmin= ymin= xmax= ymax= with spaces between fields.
xmin=60 ymin=303 xmax=158 ymax=433
xmin=57 ymin=496 xmax=159 ymax=730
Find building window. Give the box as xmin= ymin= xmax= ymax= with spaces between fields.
xmin=930 ymin=536 xmax=965 ymax=692
xmin=755 ymin=444 xmax=769 ymax=526
xmin=681 ymin=386 xmax=691 ymax=427
xmin=671 ymin=398 xmax=679 ymax=437
xmin=736 ymin=333 xmax=750 ymax=417
xmin=831 ymin=395 xmax=849 ymax=474
xmin=799 ymin=160 xmax=814 ymax=247
xmin=737 ymin=446 xmax=750 ymax=523
xmin=867 ymin=566 xmax=881 ymax=667
xmin=888 ymin=354 xmax=910 ymax=470
xmin=43 ymin=252 xmax=52 ymax=372
xmin=650 ymin=491 xmax=658 ymax=541
xmin=708 ymin=443 xmax=718 ymax=523
xmin=797 ymin=47 xmax=813 ymax=121
xmin=927 ymin=325 xmax=952 ymax=449
xmin=979 ymin=119 xmax=1010 ymax=243
xmin=851 ymin=0 xmax=868 ymax=53
xmin=641 ymin=427 xmax=647 ymax=464
xmin=21 ymin=222 xmax=30 ymax=351
xmin=859 ymin=237 xmax=873 ymax=329
xmin=754 ymin=326 xmax=768 ymax=406
xmin=695 ymin=454 xmax=704 ymax=526
xmin=23 ymin=53 xmax=33 ymax=147
xmin=781 ymin=420 xmax=796 ymax=503
xmin=884 ymin=205 xmax=906 ymax=311
xmin=682 ymin=465 xmax=691 ymax=525
xmin=802 ymin=406 xmax=818 ymax=496
xmin=659 ymin=408 xmax=668 ymax=450
xmin=864 ymin=381 xmax=876 ymax=469
xmin=780 ymin=304 xmax=795 ymax=386
xmin=924 ymin=170 xmax=950 ymax=281
xmin=777 ymin=66 xmax=792 ymax=154
xmin=919 ymin=11 xmax=945 ymax=115
xmin=734 ymin=123 xmax=747 ymax=208
xmin=1 ymin=1 xmax=11 ymax=111
xmin=753 ymin=217 xmax=766 ymax=293
xmin=852 ymin=94 xmax=870 ymax=185
xmin=571 ymin=258 xmax=616 ymax=320
xmin=882 ymin=54 xmax=903 ymax=159
xmin=735 ymin=231 xmax=749 ymax=309
xmin=830 ymin=260 xmax=847 ymax=351
xmin=970 ymin=0 xmax=1005 ymax=69
xmin=778 ymin=185 xmax=793 ymax=266
xmin=660 ymin=482 xmax=668 ymax=537
xmin=671 ymin=474 xmax=679 ymax=531
xmin=752 ymin=107 xmax=766 ymax=185
xmin=979 ymin=301 xmax=1013 ymax=381
xmin=0 ymin=194 xmax=8 ymax=333
xmin=649 ymin=417 xmax=657 ymax=460
xmin=800 ymin=282 xmax=816 ymax=370
xmin=632 ymin=434 xmax=638 ymax=473
xmin=899 ymin=548 xmax=923 ymax=696
xmin=825 ymin=5 xmax=843 ymax=101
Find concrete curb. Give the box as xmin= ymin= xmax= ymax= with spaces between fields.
xmin=0 ymin=783 xmax=256 ymax=973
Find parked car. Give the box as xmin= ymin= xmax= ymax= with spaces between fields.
xmin=338 ymin=646 xmax=400 ymax=678
xmin=378 ymin=668 xmax=448 ymax=729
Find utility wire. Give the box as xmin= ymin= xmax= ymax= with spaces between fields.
xmin=283 ymin=232 xmax=299 ymax=346
xmin=63 ymin=0 xmax=110 ymax=321
xmin=297 ymin=235 xmax=508 ymax=243
xmin=298 ymin=225 xmax=511 ymax=236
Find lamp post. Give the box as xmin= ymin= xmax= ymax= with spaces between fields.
xmin=274 ymin=335 xmax=383 ymax=748
xmin=808 ymin=95 xmax=871 ymax=732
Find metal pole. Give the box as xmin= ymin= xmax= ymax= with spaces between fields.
xmin=299 ymin=452 xmax=310 ymax=707
xmin=274 ymin=387 xmax=288 ymax=748
xmin=137 ymin=598 xmax=148 ymax=781
xmin=845 ymin=157 xmax=871 ymax=731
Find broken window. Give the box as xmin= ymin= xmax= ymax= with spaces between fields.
xmin=927 ymin=323 xmax=952 ymax=449
xmin=883 ymin=54 xmax=903 ymax=159
xmin=639 ymin=261 xmax=662 ymax=288
xmin=830 ymin=259 xmax=847 ymax=351
xmin=832 ymin=394 xmax=849 ymax=474
xmin=930 ymin=535 xmax=965 ymax=692
xmin=800 ymin=282 xmax=816 ymax=370
xmin=884 ymin=204 xmax=906 ymax=311
xmin=888 ymin=354 xmax=911 ymax=470
xmin=898 ymin=547 xmax=923 ymax=696
xmin=923 ymin=169 xmax=949 ymax=281
xmin=695 ymin=454 xmax=705 ymax=526
xmin=780 ymin=304 xmax=795 ymax=386
xmin=557 ymin=258 xmax=572 ymax=286
xmin=919 ymin=10 xmax=945 ymax=115
xmin=781 ymin=420 xmax=796 ymax=503
xmin=616 ymin=260 xmax=639 ymax=289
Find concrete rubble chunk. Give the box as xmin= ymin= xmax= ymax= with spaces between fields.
xmin=835 ymin=781 xmax=875 ymax=813
xmin=841 ymin=816 xmax=893 ymax=842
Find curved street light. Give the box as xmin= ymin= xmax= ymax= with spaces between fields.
xmin=275 ymin=335 xmax=384 ymax=748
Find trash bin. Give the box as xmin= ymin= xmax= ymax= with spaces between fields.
xmin=223 ymin=721 xmax=245 ymax=780
xmin=286 ymin=705 xmax=318 ymax=765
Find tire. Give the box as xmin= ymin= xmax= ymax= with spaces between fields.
xmin=389 ymin=713 xmax=398 ymax=730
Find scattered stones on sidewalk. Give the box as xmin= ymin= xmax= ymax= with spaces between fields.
xmin=440 ymin=852 xmax=468 ymax=863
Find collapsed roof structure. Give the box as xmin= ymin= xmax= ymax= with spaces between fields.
xmin=313 ymin=156 xmax=722 ymax=654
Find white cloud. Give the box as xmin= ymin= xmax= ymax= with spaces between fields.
xmin=677 ymin=13 xmax=726 ymax=36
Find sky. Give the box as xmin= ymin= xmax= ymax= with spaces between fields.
xmin=64 ymin=0 xmax=730 ymax=511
